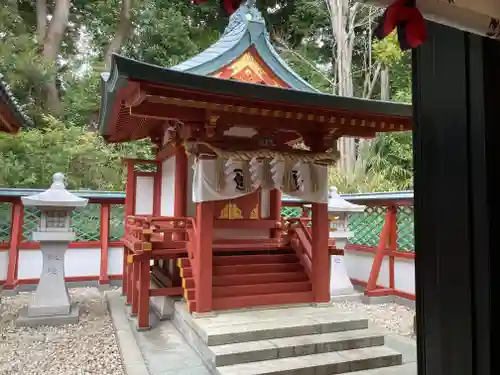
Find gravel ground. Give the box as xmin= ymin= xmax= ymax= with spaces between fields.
xmin=0 ymin=287 xmax=125 ymax=375
xmin=330 ymin=300 xmax=416 ymax=338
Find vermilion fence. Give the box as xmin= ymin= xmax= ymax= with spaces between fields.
xmin=0 ymin=188 xmax=415 ymax=298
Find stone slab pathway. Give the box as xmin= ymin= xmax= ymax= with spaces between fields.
xmin=107 ymin=291 xmax=210 ymax=375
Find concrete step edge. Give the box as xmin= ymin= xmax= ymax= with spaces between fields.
xmin=211 ymin=329 xmax=386 ymax=367
xmin=216 ymin=346 xmax=403 ymax=375
xmin=346 ymin=362 xmax=417 ymax=375
xmin=206 ymin=316 xmax=369 ymax=346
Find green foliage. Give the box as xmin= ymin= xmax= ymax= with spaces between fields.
xmin=329 ymin=132 xmax=413 ymax=193
xmin=0 ymin=116 xmax=152 ymax=190
xmin=0 ymin=0 xmax=414 ymax=193
xmin=365 ymin=132 xmax=413 ymax=190
xmin=0 ymin=0 xmax=52 ymax=120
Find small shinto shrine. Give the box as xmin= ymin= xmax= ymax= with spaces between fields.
xmin=97 ymin=1 xmax=412 ymax=330
xmin=0 ymin=77 xmax=32 ymax=133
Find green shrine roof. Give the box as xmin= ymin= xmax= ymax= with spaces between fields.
xmin=170 ymin=2 xmax=317 ymax=92
xmin=97 ymin=1 xmax=412 ymax=141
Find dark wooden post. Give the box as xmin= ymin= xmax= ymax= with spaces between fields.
xmin=413 ymin=21 xmax=499 ymax=375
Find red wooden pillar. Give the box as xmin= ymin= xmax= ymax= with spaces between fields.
xmin=99 ymin=203 xmax=110 ymax=285
xmin=171 ymin=145 xmax=188 ymax=284
xmin=122 ymin=247 xmax=129 ymax=299
xmin=269 ymin=189 xmax=282 ymax=239
xmin=153 ymin=161 xmax=162 ymax=216
xmin=126 ymin=258 xmax=133 ymax=304
xmin=311 ymin=202 xmax=330 ymax=303
xmin=301 ymin=204 xmax=309 ymax=218
xmin=366 ymin=206 xmax=396 ymax=293
xmin=5 ymin=201 xmax=23 ymax=290
xmin=153 ymin=162 xmax=162 ymax=268
xmin=388 ymin=211 xmax=398 ymax=290
xmin=174 ymin=144 xmax=188 ymax=219
xmin=124 ymin=160 xmax=136 ymax=217
xmin=123 ymin=160 xmax=136 ymax=296
xmin=137 ymin=255 xmax=151 ymax=329
xmin=195 ymin=201 xmax=214 ymax=313
xmin=130 ymin=261 xmax=139 ymax=316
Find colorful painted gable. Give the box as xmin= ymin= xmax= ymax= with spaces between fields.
xmin=213 ymin=49 xmax=289 ymax=87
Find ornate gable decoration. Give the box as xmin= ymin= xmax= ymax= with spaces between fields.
xmin=213 ymin=50 xmax=287 ymax=87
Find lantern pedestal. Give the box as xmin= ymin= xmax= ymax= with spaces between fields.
xmin=327 ymin=187 xmax=365 ymax=301
xmin=329 ymin=254 xmax=355 ymax=298
xmin=17 ymin=233 xmax=80 ymax=327
xmin=16 ymin=173 xmax=88 ymax=328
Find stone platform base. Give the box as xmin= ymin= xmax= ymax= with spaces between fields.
xmin=330 ymin=292 xmax=364 ymax=303
xmin=17 ymin=305 xmax=80 ymax=327
xmin=172 ymin=301 xmax=405 ymax=375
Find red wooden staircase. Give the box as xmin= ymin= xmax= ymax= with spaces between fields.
xmin=177 ymin=250 xmax=314 ymax=312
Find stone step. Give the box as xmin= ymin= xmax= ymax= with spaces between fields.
xmin=348 ymin=363 xmax=417 ymax=375
xmin=203 ymin=314 xmax=369 ymax=346
xmin=216 ymin=346 xmax=403 ymax=375
xmin=210 ymin=328 xmax=385 ymax=366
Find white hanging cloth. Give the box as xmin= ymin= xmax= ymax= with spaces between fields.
xmin=192 ymin=157 xmax=329 ymax=203
xmin=192 ymin=158 xmax=258 ymax=203
xmin=368 ymin=0 xmax=500 ymax=39
xmin=283 ymin=161 xmax=329 ymax=204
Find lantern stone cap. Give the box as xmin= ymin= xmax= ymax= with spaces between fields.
xmin=328 ymin=187 xmax=366 ymax=212
xmin=21 ymin=173 xmax=89 ymax=208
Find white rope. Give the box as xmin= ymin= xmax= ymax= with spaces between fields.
xmin=184 ymin=140 xmax=340 ymax=165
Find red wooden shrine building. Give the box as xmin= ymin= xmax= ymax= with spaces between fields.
xmin=0 ymin=78 xmax=31 ymax=134
xmin=97 ymin=2 xmax=412 ymax=329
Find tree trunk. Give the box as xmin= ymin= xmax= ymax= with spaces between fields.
xmin=36 ymin=0 xmax=47 ymax=44
xmin=104 ymin=0 xmax=133 ymax=69
xmin=380 ymin=65 xmax=390 ymax=100
xmin=327 ymin=0 xmax=358 ymax=174
xmin=37 ymin=0 xmax=71 ymax=116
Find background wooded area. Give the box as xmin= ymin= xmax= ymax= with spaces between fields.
xmin=0 ymin=0 xmax=413 ymax=192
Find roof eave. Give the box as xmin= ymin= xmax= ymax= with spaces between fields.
xmin=0 ymin=83 xmax=34 ymax=131
xmin=108 ymin=54 xmax=412 ymax=118
xmin=98 ymin=65 xmax=129 ymax=137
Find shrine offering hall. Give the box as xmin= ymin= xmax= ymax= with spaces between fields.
xmin=97 ymin=2 xmax=412 ymax=330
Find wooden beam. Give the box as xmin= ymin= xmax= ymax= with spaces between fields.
xmin=130 ymin=102 xmax=206 ymax=122
xmin=123 ymin=81 xmax=147 ymax=107
xmin=129 ymin=104 xmax=379 ymax=140
xmin=156 ymin=142 xmax=177 ymax=161
xmin=140 ymin=83 xmax=411 ymax=130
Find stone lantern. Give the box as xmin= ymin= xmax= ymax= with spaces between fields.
xmin=17 ymin=173 xmax=88 ymax=326
xmin=328 ymin=186 xmax=366 ymax=298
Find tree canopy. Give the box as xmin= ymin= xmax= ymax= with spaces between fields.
xmin=0 ymin=0 xmax=413 ymax=192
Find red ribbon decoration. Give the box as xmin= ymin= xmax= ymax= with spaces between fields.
xmin=193 ymin=0 xmax=243 ymax=16
xmin=374 ymin=0 xmax=426 ymax=50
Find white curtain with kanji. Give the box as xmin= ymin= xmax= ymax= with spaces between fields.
xmin=192 ymin=158 xmax=329 ymax=203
